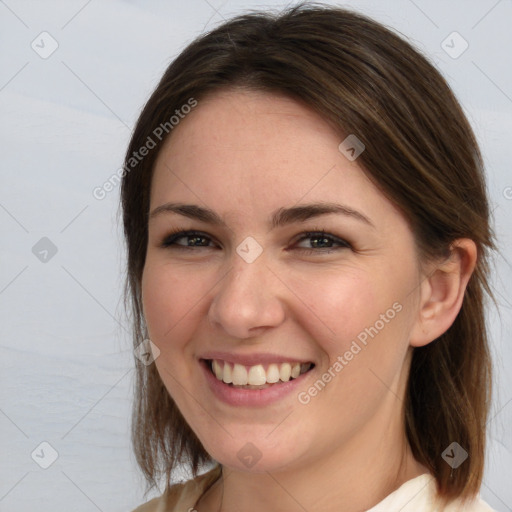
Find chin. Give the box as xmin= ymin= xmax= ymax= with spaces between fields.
xmin=198 ymin=428 xmax=309 ymax=474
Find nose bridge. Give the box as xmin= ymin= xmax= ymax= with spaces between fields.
xmin=208 ymin=240 xmax=285 ymax=338
xmin=226 ymin=233 xmax=272 ymax=291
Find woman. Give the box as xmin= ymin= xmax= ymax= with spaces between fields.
xmin=123 ymin=3 xmax=497 ymax=511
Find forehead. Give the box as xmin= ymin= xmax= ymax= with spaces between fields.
xmin=150 ymin=89 xmax=400 ymax=231
xmin=160 ymin=89 xmax=341 ymax=161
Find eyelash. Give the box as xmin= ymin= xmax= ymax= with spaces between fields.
xmin=159 ymin=228 xmax=352 ymax=255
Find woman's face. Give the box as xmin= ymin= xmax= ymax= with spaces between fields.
xmin=142 ymin=89 xmax=425 ymax=473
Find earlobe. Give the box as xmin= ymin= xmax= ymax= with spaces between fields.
xmin=409 ymin=239 xmax=477 ymax=348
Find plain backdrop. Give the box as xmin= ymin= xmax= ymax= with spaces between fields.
xmin=0 ymin=1 xmax=511 ymax=511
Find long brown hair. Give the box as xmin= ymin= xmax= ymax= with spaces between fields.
xmin=121 ymin=3 xmax=496 ymax=506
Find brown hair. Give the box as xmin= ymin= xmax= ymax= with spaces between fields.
xmin=121 ymin=2 xmax=496 ymax=506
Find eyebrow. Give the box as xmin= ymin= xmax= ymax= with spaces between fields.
xmin=149 ymin=202 xmax=375 ymax=229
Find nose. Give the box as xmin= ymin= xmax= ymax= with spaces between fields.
xmin=207 ymin=249 xmax=287 ymax=340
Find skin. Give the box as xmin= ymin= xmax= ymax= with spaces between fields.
xmin=141 ymin=89 xmax=477 ymax=512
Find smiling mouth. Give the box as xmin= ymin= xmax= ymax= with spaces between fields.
xmin=203 ymin=359 xmax=315 ymax=389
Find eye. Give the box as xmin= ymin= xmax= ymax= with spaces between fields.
xmin=160 ymin=229 xmax=217 ymax=249
xmin=159 ymin=228 xmax=352 ymax=254
xmin=292 ymin=230 xmax=351 ymax=254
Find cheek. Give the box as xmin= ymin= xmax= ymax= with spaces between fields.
xmin=141 ymin=262 xmax=212 ymax=405
xmin=141 ymin=261 xmax=208 ymax=344
xmin=288 ymin=262 xmax=415 ymax=366
xmin=287 ymin=268 xmax=379 ymax=350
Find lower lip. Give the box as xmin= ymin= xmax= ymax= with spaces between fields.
xmin=200 ymin=360 xmax=313 ymax=407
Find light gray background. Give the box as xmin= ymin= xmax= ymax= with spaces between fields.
xmin=0 ymin=1 xmax=511 ymax=511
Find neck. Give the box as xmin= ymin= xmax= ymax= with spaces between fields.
xmin=199 ymin=408 xmax=428 ymax=512
xmin=220 ymin=439 xmax=425 ymax=511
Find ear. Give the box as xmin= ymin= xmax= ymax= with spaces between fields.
xmin=409 ymin=239 xmax=477 ymax=347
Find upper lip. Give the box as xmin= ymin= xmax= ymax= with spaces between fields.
xmin=200 ymin=351 xmax=314 ymax=367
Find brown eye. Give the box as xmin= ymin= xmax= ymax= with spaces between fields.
xmin=293 ymin=231 xmax=351 ymax=254
xmin=161 ymin=230 xmax=216 ymax=249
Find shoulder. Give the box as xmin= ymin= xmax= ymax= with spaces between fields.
xmin=443 ymin=494 xmax=496 ymax=512
xmin=130 ymin=465 xmax=222 ymax=512
xmin=130 ymin=495 xmax=162 ymax=512
xmin=368 ymin=473 xmax=497 ymax=512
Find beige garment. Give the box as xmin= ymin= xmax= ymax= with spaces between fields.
xmin=131 ymin=465 xmax=496 ymax=512
xmin=131 ymin=466 xmax=222 ymax=512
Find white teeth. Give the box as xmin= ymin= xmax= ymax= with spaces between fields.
xmin=210 ymin=360 xmax=313 ymax=386
xmin=266 ymin=364 xmax=280 ymax=383
xmin=232 ymin=363 xmax=248 ymax=385
xmin=212 ymin=360 xmax=223 ymax=380
xmin=279 ymin=362 xmax=291 ymax=382
xmin=248 ymin=365 xmax=267 ymax=385
xmin=222 ymin=363 xmax=232 ymax=384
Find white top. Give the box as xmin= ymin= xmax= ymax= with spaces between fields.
xmin=132 ymin=465 xmax=496 ymax=512
xmin=367 ymin=473 xmax=495 ymax=511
